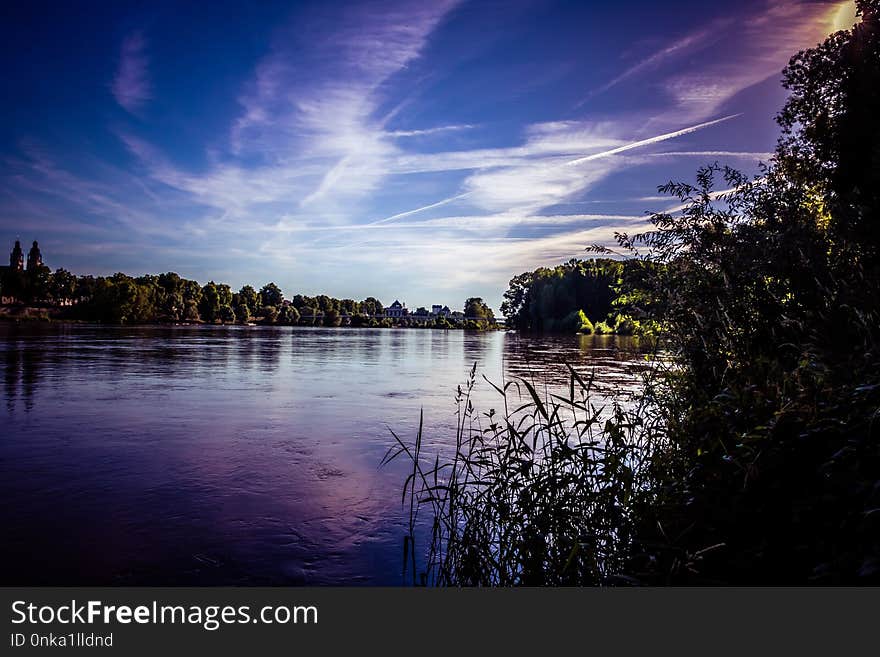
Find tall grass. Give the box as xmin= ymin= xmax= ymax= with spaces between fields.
xmin=382 ymin=361 xmax=665 ymax=586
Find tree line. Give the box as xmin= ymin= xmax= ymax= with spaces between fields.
xmin=0 ymin=266 xmax=498 ymax=329
xmin=500 ymin=257 xmax=658 ymax=335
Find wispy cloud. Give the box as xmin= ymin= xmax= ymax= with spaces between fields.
xmin=661 ymin=0 xmax=846 ymax=122
xmin=122 ymin=1 xmax=463 ymax=229
xmin=387 ymin=124 xmax=476 ymax=138
xmin=578 ymin=27 xmax=718 ymax=106
xmin=112 ymin=31 xmax=151 ymax=113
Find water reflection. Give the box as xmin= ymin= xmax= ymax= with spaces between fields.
xmin=0 ymin=324 xmax=645 ymax=584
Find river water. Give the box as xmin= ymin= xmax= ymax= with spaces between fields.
xmin=0 ymin=324 xmax=646 ymax=585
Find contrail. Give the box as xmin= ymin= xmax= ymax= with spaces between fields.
xmin=367 ymin=192 xmax=473 ymax=226
xmin=361 ymin=113 xmax=742 ymax=228
xmin=564 ymin=114 xmax=741 ymax=166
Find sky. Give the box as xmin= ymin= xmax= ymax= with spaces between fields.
xmin=0 ymin=0 xmax=859 ymax=313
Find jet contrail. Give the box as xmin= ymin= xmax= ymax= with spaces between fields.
xmin=564 ymin=114 xmax=741 ymax=166
xmin=362 ymin=113 xmax=742 ymax=228
xmin=368 ymin=192 xmax=473 ymax=226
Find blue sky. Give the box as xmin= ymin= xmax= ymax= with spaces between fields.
xmin=0 ymin=0 xmax=858 ymax=312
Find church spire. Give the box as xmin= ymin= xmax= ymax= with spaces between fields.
xmin=9 ymin=240 xmax=23 ymax=271
xmin=26 ymin=240 xmax=42 ymax=271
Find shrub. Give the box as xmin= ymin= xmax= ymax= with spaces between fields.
xmin=561 ymin=309 xmax=593 ymax=334
xmin=614 ymin=315 xmax=637 ymax=336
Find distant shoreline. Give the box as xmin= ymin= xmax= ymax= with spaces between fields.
xmin=0 ymin=305 xmax=506 ymax=331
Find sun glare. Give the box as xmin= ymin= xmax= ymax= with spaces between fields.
xmin=832 ymin=1 xmax=858 ymax=32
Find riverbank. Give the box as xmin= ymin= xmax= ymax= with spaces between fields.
xmin=0 ymin=305 xmax=505 ymax=330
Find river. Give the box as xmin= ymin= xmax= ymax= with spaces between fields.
xmin=0 ymin=323 xmax=646 ymax=585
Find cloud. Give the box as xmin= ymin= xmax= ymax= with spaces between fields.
xmin=578 ymin=27 xmax=718 ymax=105
xmin=121 ymin=1 xmax=462 ymax=229
xmin=577 ymin=1 xmax=848 ymax=125
xmin=112 ymin=31 xmax=151 ymax=113
xmin=387 ymin=124 xmax=476 ymax=138
xmin=461 ymin=114 xmax=739 ymax=215
xmin=366 ymin=115 xmax=738 ymax=228
xmin=661 ymin=1 xmax=846 ymax=122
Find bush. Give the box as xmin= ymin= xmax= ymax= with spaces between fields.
xmin=561 ymin=309 xmax=592 ymax=334
xmin=614 ymin=315 xmax=637 ymax=336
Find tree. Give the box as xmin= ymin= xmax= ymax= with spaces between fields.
xmin=360 ymin=297 xmax=383 ymax=316
xmin=259 ymin=282 xmax=284 ymax=308
xmin=616 ymin=3 xmax=880 ymax=584
xmin=775 ymin=0 xmax=880 ymax=310
xmin=219 ymin=304 xmax=236 ymax=323
xmin=464 ymin=297 xmax=495 ymax=325
xmin=500 ymin=271 xmax=533 ymax=325
xmin=299 ymin=305 xmax=317 ymax=325
xmin=199 ymin=282 xmax=221 ymax=323
xmin=278 ymin=304 xmax=300 ymax=325
xmin=49 ymin=268 xmax=76 ymax=304
xmin=157 ymin=272 xmax=184 ymax=320
xmin=561 ymin=309 xmax=592 ymax=334
xmin=234 ymin=302 xmax=251 ymax=324
xmin=238 ymin=285 xmax=259 ymax=316
xmin=501 ymin=259 xmax=622 ymax=331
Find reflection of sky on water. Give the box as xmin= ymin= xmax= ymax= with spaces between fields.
xmin=0 ymin=324 xmax=644 ymax=584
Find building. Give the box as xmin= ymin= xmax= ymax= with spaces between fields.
xmin=1 ymin=239 xmax=48 ymax=305
xmin=1 ymin=240 xmax=25 ymax=304
xmin=26 ymin=241 xmax=42 ymax=270
xmin=385 ymin=300 xmax=408 ymax=318
xmin=9 ymin=239 xmax=23 ymax=271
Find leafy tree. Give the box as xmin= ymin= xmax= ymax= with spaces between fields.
xmin=259 ymin=282 xmax=284 ymax=308
xmin=49 ymin=268 xmax=76 ymax=304
xmin=238 ymin=285 xmax=259 ymax=316
xmin=323 ymin=309 xmax=342 ymax=326
xmin=199 ymin=281 xmax=221 ymax=323
xmin=234 ymin=302 xmax=251 ymax=324
xmin=502 ymin=259 xmax=621 ymax=331
xmin=219 ymin=304 xmax=236 ymax=323
xmin=616 ymin=2 xmax=880 ymax=584
xmin=299 ymin=305 xmax=318 ymax=325
xmin=561 ymin=309 xmax=592 ymax=334
xmin=463 ymin=297 xmax=495 ymax=324
xmin=360 ymin=297 xmax=383 ymax=316
xmin=278 ymin=304 xmax=300 ymax=325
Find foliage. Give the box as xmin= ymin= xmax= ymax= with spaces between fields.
xmin=259 ymin=282 xmax=284 ymax=308
xmin=464 ymin=297 xmax=495 ymax=323
xmin=560 ymin=309 xmax=592 ymax=334
xmin=501 ymin=258 xmax=624 ymax=333
xmin=614 ymin=2 xmax=880 ymax=583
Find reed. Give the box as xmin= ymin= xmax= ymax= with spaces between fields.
xmin=382 ymin=360 xmax=665 ymax=586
